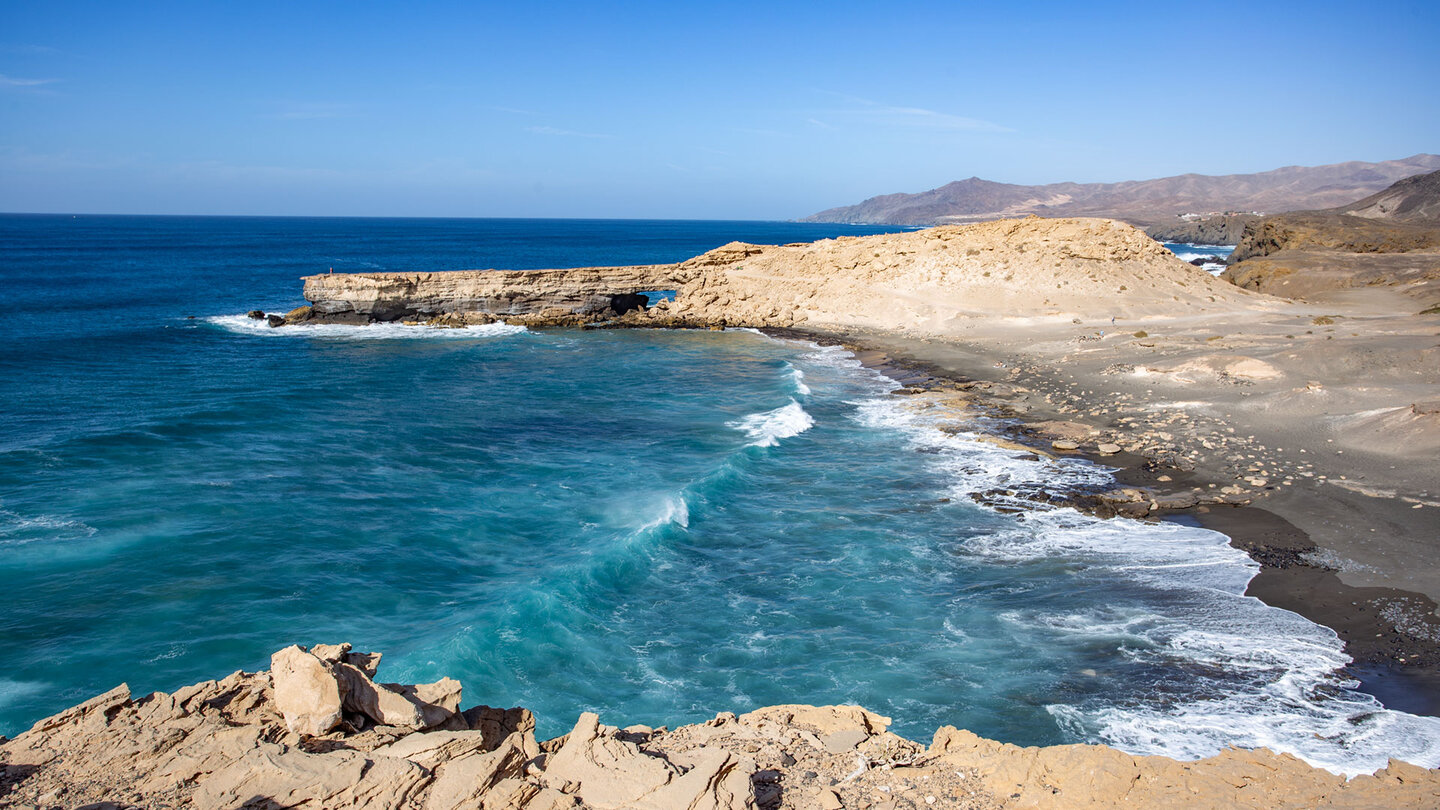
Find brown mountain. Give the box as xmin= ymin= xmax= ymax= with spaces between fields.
xmin=802 ymin=155 xmax=1440 ymax=230
xmin=1336 ymin=168 xmax=1440 ymax=223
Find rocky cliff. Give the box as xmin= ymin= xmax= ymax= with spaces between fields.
xmin=802 ymin=155 xmax=1440 ymax=227
xmin=3 ymin=644 xmax=1437 ymax=809
xmin=1144 ymin=213 xmax=1257 ymax=246
xmin=296 ymin=263 xmax=692 ymax=324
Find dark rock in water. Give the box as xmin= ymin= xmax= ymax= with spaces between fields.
xmin=247 ymin=310 xmax=266 ymax=320
xmin=1189 ymin=256 xmax=1225 ymax=267
xmin=266 ymin=314 xmax=285 ymax=328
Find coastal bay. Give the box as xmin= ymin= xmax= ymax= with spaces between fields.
xmin=3 ymin=214 xmax=1438 ymax=807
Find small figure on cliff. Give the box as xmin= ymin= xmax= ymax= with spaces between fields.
xmin=329 ymin=267 xmax=334 ymax=274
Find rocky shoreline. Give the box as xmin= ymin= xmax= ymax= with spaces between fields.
xmin=763 ymin=327 xmax=1440 ymax=717
xmin=4 ymin=643 xmax=1437 ymax=810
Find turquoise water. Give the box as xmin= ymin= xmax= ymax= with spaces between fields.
xmin=2 ymin=215 xmax=1437 ymax=774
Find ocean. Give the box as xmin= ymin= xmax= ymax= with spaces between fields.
xmin=1 ymin=214 xmax=1436 ymax=775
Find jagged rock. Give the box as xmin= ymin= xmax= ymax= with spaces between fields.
xmin=335 ymin=662 xmax=461 ymax=730
xmin=246 ymin=309 xmax=266 ymax=320
xmin=4 ymin=646 xmax=1438 ymax=809
xmin=543 ymin=712 xmax=754 ymax=809
xmin=270 ymin=645 xmax=343 ymax=737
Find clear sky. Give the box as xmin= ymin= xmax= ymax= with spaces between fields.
xmin=1 ymin=1 xmax=1436 ymax=219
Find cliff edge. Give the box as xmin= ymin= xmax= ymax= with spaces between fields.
xmin=3 ymin=644 xmax=1437 ymax=809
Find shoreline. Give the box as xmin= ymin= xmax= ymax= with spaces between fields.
xmin=760 ymin=324 xmax=1440 ymax=719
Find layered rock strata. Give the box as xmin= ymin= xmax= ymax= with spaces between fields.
xmin=296 ymin=264 xmax=688 ymax=324
xmin=2 ymin=645 xmax=1437 ymax=809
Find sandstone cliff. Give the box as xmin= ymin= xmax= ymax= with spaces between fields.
xmin=298 ymin=263 xmax=693 ymax=324
xmin=3 ymin=644 xmax=1437 ymax=809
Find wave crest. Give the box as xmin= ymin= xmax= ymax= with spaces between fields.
xmin=727 ymin=400 xmax=814 ymax=447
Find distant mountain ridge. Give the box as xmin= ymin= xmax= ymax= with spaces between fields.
xmin=802 ymin=155 xmax=1440 ymax=228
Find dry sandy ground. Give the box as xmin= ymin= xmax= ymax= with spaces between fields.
xmin=827 ymin=290 xmax=1438 ymax=600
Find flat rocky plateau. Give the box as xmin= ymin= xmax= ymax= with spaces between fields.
xmin=3 ymin=643 xmax=1437 ymax=810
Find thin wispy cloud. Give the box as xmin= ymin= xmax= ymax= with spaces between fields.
xmin=525 ymin=125 xmax=608 ymax=138
xmin=0 ymin=74 xmax=60 ymax=89
xmin=813 ymin=92 xmax=1012 ymax=133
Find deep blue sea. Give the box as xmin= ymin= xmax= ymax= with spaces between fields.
xmin=1 ymin=214 xmax=1436 ymax=774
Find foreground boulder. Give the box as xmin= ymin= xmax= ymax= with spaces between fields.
xmin=2 ymin=645 xmax=1437 ymax=809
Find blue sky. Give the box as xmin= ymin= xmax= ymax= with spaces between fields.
xmin=1 ymin=1 xmax=1436 ymax=218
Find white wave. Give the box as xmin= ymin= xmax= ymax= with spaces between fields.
xmin=851 ymin=388 xmax=1440 ymax=774
xmin=1166 ymin=242 xmax=1235 ymax=259
xmin=206 ymin=314 xmax=528 ymax=340
xmin=728 ymin=400 xmax=815 ymax=447
xmin=785 ymin=363 xmax=812 ymax=396
xmin=639 ymin=494 xmax=690 ymax=530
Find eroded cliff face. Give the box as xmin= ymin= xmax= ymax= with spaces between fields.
xmin=299 ymin=264 xmax=694 ymax=323
xmin=2 ymin=644 xmax=1437 ymax=809
xmin=286 ymin=219 xmax=1274 ymax=333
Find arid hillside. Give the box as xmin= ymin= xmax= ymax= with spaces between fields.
xmin=802 ymin=155 xmax=1440 ymax=228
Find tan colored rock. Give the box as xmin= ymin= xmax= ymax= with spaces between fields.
xmin=302 ymin=263 xmax=695 ymax=322
xmin=336 ymin=660 xmax=462 ymax=729
xmin=270 ymin=644 xmax=343 ymax=737
xmin=543 ymin=712 xmax=755 ymax=810
xmin=4 ymin=647 xmax=1438 ymax=810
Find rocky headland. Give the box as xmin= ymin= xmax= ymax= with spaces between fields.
xmin=4 ymin=643 xmax=1438 ymax=810
xmin=1144 ymin=213 xmax=1257 ymax=246
xmin=1223 ymin=170 xmax=1440 ymax=310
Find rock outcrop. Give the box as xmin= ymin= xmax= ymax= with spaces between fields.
xmin=1145 ymin=213 xmax=1257 ymax=246
xmin=298 ymin=263 xmax=694 ymax=324
xmin=3 ymin=645 xmax=1438 ymax=809
xmin=1222 ymin=170 xmax=1440 ymax=308
xmin=657 ymin=218 xmax=1272 ymax=332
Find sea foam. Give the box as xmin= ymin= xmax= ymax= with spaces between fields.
xmin=727 ymin=400 xmax=815 ymax=447
xmin=207 ymin=314 xmax=528 ymax=339
xmin=849 ymin=385 xmax=1440 ymax=775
